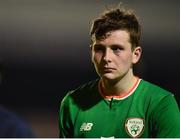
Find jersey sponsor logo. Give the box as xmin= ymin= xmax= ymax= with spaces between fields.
xmin=80 ymin=122 xmax=93 ymax=131
xmin=125 ymin=118 xmax=144 ymax=138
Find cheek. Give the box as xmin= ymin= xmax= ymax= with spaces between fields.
xmin=92 ymin=53 xmax=101 ymax=64
xmin=117 ymin=54 xmax=133 ymax=66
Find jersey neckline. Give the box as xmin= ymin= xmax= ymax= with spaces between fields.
xmin=98 ymin=77 xmax=141 ymax=100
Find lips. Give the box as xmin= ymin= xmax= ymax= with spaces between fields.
xmin=102 ymin=67 xmax=116 ymax=72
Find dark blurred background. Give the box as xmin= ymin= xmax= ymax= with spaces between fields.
xmin=0 ymin=0 xmax=179 ymax=137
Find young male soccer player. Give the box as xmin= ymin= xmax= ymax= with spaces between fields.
xmin=59 ymin=6 xmax=180 ymax=138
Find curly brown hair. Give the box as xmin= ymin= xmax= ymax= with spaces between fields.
xmin=90 ymin=7 xmax=141 ymax=49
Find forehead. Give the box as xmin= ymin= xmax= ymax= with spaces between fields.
xmin=93 ymin=30 xmax=130 ymax=45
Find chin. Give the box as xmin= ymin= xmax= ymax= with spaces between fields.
xmin=101 ymin=73 xmax=116 ymax=80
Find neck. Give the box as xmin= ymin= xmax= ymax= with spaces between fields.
xmin=101 ymin=70 xmax=137 ymax=96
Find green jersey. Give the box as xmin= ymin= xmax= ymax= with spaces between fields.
xmin=59 ymin=78 xmax=180 ymax=138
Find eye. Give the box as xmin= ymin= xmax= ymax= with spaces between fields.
xmin=111 ymin=46 xmax=123 ymax=53
xmin=93 ymin=45 xmax=105 ymax=52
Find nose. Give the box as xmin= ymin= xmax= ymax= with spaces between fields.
xmin=103 ymin=48 xmax=112 ymax=62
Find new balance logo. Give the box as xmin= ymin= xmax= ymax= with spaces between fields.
xmin=80 ymin=122 xmax=93 ymax=131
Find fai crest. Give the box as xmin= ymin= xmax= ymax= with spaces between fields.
xmin=125 ymin=118 xmax=144 ymax=138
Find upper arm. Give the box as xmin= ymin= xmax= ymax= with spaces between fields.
xmin=152 ymin=94 xmax=180 ymax=137
xmin=59 ymin=93 xmax=74 ymax=138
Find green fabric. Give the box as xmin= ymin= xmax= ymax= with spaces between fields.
xmin=59 ymin=79 xmax=180 ymax=138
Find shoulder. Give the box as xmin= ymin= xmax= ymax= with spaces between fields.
xmin=139 ymin=79 xmax=173 ymax=98
xmin=137 ymin=79 xmax=178 ymax=110
xmin=138 ymin=80 xmax=180 ymax=137
xmin=62 ymin=79 xmax=98 ymax=99
xmin=60 ymin=79 xmax=100 ymax=109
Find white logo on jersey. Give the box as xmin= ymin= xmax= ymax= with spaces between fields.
xmin=80 ymin=122 xmax=93 ymax=131
xmin=125 ymin=118 xmax=144 ymax=138
xmin=100 ymin=136 xmax=114 ymax=139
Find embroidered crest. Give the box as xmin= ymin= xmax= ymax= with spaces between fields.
xmin=125 ymin=118 xmax=144 ymax=138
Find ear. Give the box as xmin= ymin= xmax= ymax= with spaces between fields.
xmin=132 ymin=46 xmax=142 ymax=64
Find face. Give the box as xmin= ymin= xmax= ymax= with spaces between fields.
xmin=91 ymin=30 xmax=141 ymax=81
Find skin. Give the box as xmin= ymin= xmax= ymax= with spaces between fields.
xmin=91 ymin=30 xmax=142 ymax=96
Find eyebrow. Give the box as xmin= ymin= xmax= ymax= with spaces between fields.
xmin=93 ymin=43 xmax=124 ymax=48
xmin=93 ymin=44 xmax=104 ymax=47
xmin=111 ymin=44 xmax=123 ymax=47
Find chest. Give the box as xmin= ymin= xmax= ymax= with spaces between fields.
xmin=73 ymin=99 xmax=149 ymax=138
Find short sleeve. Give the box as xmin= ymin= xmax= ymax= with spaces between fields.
xmin=152 ymin=94 xmax=180 ymax=138
xmin=59 ymin=92 xmax=74 ymax=138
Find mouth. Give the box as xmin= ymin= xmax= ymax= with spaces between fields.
xmin=102 ymin=67 xmax=116 ymax=73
